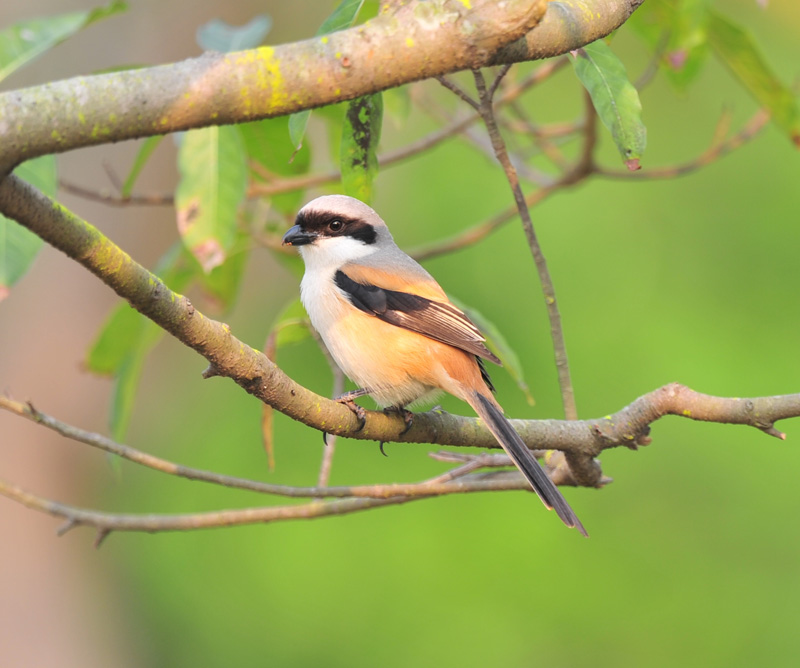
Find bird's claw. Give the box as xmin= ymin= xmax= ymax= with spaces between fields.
xmin=336 ymin=395 xmax=367 ymax=432
xmin=382 ymin=406 xmax=413 ymax=435
xmin=399 ymin=408 xmax=413 ymax=436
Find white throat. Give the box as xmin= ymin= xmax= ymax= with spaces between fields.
xmin=298 ymin=236 xmax=378 ymax=275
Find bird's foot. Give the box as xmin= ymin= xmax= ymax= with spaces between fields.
xmin=334 ymin=391 xmax=368 ymax=432
xmin=383 ymin=406 xmax=414 ymax=436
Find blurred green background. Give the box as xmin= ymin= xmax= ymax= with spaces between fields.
xmin=1 ymin=1 xmax=799 ymax=666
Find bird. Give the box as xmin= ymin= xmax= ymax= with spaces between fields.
xmin=282 ymin=194 xmax=586 ymax=536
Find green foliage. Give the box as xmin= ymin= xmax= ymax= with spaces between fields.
xmin=0 ymin=156 xmax=56 ymax=298
xmin=287 ymin=0 xmax=367 ymax=151
xmin=450 ymin=295 xmax=535 ymax=405
xmin=268 ymin=297 xmax=312 ymax=350
xmin=195 ymin=15 xmax=272 ymax=52
xmin=572 ymin=40 xmax=647 ymax=169
xmin=0 ymin=1 xmax=124 ymax=296
xmin=629 ymin=0 xmax=713 ymax=89
xmin=121 ymin=136 xmax=163 ymax=198
xmin=630 ymin=0 xmax=800 ymax=144
xmin=86 ymin=244 xmax=195 ymax=440
xmin=174 ymin=125 xmax=248 ymax=272
xmin=708 ymin=10 xmax=800 ymax=144
xmin=340 ymin=93 xmax=383 ymax=203
xmin=240 ymin=116 xmax=311 ymax=215
xmin=0 ymin=0 xmax=126 ymax=82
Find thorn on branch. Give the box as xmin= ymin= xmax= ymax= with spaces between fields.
xmin=761 ymin=425 xmax=786 ymax=440
xmin=57 ymin=518 xmax=79 ymax=537
xmin=94 ymin=528 xmax=112 ymax=549
xmin=202 ymin=363 xmax=222 ymax=379
xmin=25 ymin=400 xmax=42 ymax=422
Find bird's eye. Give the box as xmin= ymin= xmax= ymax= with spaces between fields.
xmin=328 ymin=219 xmax=343 ymax=232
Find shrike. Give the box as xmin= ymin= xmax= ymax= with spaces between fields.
xmin=282 ymin=195 xmax=586 ymax=535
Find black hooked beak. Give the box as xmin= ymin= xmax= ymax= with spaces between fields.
xmin=282 ymin=225 xmax=317 ymax=247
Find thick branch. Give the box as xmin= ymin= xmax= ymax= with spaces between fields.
xmin=0 ymin=0 xmax=644 ymax=172
xmin=491 ymin=0 xmax=645 ymax=64
xmin=0 ymin=0 xmax=545 ymax=171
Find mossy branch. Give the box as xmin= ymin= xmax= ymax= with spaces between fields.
xmin=0 ymin=0 xmax=644 ymax=172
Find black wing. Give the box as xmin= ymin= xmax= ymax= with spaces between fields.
xmin=334 ymin=269 xmax=501 ymax=365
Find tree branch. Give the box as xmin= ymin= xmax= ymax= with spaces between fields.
xmin=468 ymin=68 xmax=578 ymax=423
xmin=0 ymin=0 xmax=645 ymax=173
xmin=2 ymin=380 xmax=796 ymax=538
xmin=596 ymin=109 xmax=770 ymax=180
xmin=0 ymin=395 xmax=532 ymax=499
xmin=0 ymin=472 xmax=533 ymax=540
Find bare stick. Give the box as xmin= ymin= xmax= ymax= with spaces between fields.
xmin=469 ymin=68 xmax=577 ymax=420
xmin=597 ymin=109 xmax=769 ymax=180
xmin=435 ymin=75 xmax=480 ymax=110
xmin=59 ymin=180 xmax=174 ymax=207
xmin=0 ymin=472 xmax=532 ymax=539
xmin=315 ymin=334 xmax=346 ymax=489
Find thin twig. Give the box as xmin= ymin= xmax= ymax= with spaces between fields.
xmin=250 ymin=60 xmax=571 ymax=201
xmin=635 ymin=31 xmax=670 ymax=90
xmin=0 ymin=471 xmax=533 ymax=538
xmin=409 ymin=183 xmax=557 ymax=261
xmin=488 ymin=64 xmax=514 ymax=99
xmin=435 ymin=75 xmax=480 ymax=109
xmin=504 ymin=102 xmax=575 ymax=171
xmin=0 ymin=396 xmax=530 ymax=498
xmin=315 ymin=334 xmax=346 ymax=489
xmin=597 ymin=109 xmax=770 ymax=180
xmin=59 ymin=62 xmax=565 ymax=209
xmin=59 ymin=180 xmax=174 ymax=207
xmin=468 ymin=68 xmax=578 ymax=421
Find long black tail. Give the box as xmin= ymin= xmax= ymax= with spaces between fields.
xmin=470 ymin=392 xmax=588 ymax=537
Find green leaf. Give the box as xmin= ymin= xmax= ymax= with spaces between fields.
xmin=121 ymin=135 xmax=163 ymax=198
xmin=0 ymin=156 xmax=57 ymax=300
xmin=0 ymin=1 xmax=127 ymax=82
xmin=86 ymin=304 xmax=153 ymax=375
xmin=317 ymin=0 xmax=366 ymax=34
xmin=383 ymin=86 xmax=412 ymax=124
xmin=86 ymin=243 xmax=194 ymax=375
xmin=195 ymin=230 xmax=250 ymax=310
xmin=239 ymin=116 xmax=311 ymax=215
xmin=93 ymin=307 xmax=164 ymax=441
xmin=572 ymin=41 xmax=647 ymax=169
xmin=286 ymin=0 xmax=365 ymax=150
xmin=316 ymin=102 xmax=348 ymax=165
xmin=628 ymin=0 xmax=712 ymax=90
xmin=109 ymin=349 xmax=150 ymax=442
xmin=196 ymin=15 xmax=271 ymax=52
xmin=86 ymin=243 xmax=195 ymax=440
xmin=707 ymin=10 xmax=800 ymax=146
xmin=663 ymin=0 xmax=712 ymax=89
xmin=287 ymin=110 xmax=311 ymax=152
xmin=340 ymin=93 xmax=383 ymax=203
xmin=267 ymin=298 xmax=312 ymax=350
xmin=175 ymin=125 xmax=248 ymax=272
xmin=449 ymin=296 xmax=535 ymax=406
